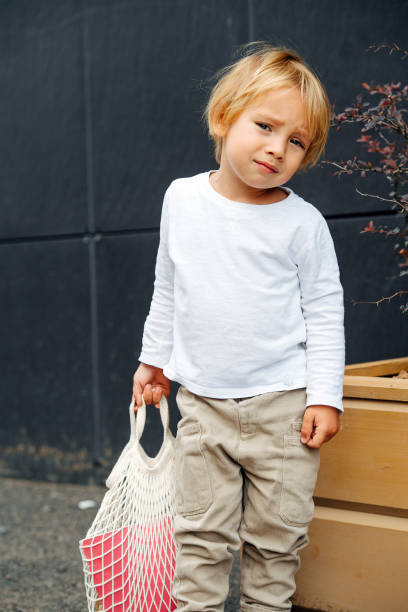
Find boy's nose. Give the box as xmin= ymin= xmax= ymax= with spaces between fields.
xmin=265 ymin=140 xmax=285 ymax=160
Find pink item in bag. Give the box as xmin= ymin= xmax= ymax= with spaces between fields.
xmin=80 ymin=517 xmax=177 ymax=612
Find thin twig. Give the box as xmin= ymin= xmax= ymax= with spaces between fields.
xmin=355 ymin=188 xmax=400 ymax=204
xmin=348 ymin=290 xmax=408 ymax=307
xmin=366 ymin=43 xmax=408 ymax=59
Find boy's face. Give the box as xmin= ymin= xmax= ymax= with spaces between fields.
xmin=217 ymin=87 xmax=311 ymax=200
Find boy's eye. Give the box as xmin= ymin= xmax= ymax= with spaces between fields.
xmin=291 ymin=137 xmax=305 ymax=149
xmin=256 ymin=123 xmax=306 ymax=149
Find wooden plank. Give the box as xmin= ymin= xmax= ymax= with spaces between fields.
xmin=315 ymin=399 xmax=408 ymax=509
xmin=294 ymin=506 xmax=408 ymax=612
xmin=345 ymin=356 xmax=408 ymax=377
xmin=343 ymin=374 xmax=408 ymax=402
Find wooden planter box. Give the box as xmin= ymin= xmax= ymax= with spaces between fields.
xmin=293 ymin=357 xmax=408 ymax=612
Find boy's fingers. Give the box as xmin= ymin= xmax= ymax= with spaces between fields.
xmin=134 ymin=394 xmax=144 ymax=412
xmin=306 ymin=428 xmax=325 ymax=448
xmin=132 ymin=384 xmax=142 ymax=412
xmin=133 ymin=384 xmax=165 ymax=411
xmin=144 ymin=385 xmax=164 ymax=406
xmin=153 ymin=387 xmax=163 ymax=408
xmin=143 ymin=384 xmax=153 ymax=406
xmin=300 ymin=413 xmax=314 ymax=444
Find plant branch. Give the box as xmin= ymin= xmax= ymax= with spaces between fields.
xmin=355 ymin=188 xmax=397 ymax=203
xmin=366 ymin=43 xmax=408 ymax=59
xmin=348 ymin=290 xmax=408 ymax=307
xmin=354 ymin=188 xmax=408 ymax=213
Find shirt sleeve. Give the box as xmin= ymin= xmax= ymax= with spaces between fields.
xmin=297 ymin=215 xmax=345 ymax=413
xmin=138 ymin=186 xmax=175 ymax=368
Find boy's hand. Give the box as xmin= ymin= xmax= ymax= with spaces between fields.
xmin=133 ymin=363 xmax=171 ymax=411
xmin=300 ymin=405 xmax=340 ymax=448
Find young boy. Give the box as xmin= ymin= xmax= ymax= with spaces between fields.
xmin=133 ymin=42 xmax=345 ymax=611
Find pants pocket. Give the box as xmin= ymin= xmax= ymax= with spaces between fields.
xmin=279 ymin=419 xmax=320 ymax=527
xmin=175 ymin=421 xmax=213 ymax=517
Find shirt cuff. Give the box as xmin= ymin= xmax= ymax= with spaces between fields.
xmin=138 ymin=351 xmax=170 ymax=370
xmin=306 ymin=393 xmax=344 ymax=414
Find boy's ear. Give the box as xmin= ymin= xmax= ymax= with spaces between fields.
xmin=213 ymin=117 xmax=228 ymax=139
xmin=212 ymin=107 xmax=229 ymax=138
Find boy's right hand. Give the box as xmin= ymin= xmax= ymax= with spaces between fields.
xmin=132 ymin=363 xmax=171 ymax=412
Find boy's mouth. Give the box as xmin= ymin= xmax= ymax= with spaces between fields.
xmin=254 ymin=160 xmax=279 ymax=173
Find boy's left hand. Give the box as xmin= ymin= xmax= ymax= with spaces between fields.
xmin=300 ymin=405 xmax=340 ymax=448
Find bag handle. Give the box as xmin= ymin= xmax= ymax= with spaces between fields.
xmin=105 ymin=395 xmax=171 ymax=488
xmin=128 ymin=393 xmax=170 ymax=443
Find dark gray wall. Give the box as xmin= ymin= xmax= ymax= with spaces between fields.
xmin=1 ymin=0 xmax=406 ymax=482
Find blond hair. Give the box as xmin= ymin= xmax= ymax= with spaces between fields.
xmin=202 ymin=42 xmax=331 ymax=173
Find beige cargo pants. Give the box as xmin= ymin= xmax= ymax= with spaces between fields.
xmin=171 ymin=385 xmax=321 ymax=611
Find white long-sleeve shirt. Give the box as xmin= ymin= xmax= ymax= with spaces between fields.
xmin=138 ymin=170 xmax=345 ymax=413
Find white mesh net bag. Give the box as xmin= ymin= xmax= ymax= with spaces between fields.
xmin=79 ymin=394 xmax=178 ymax=612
